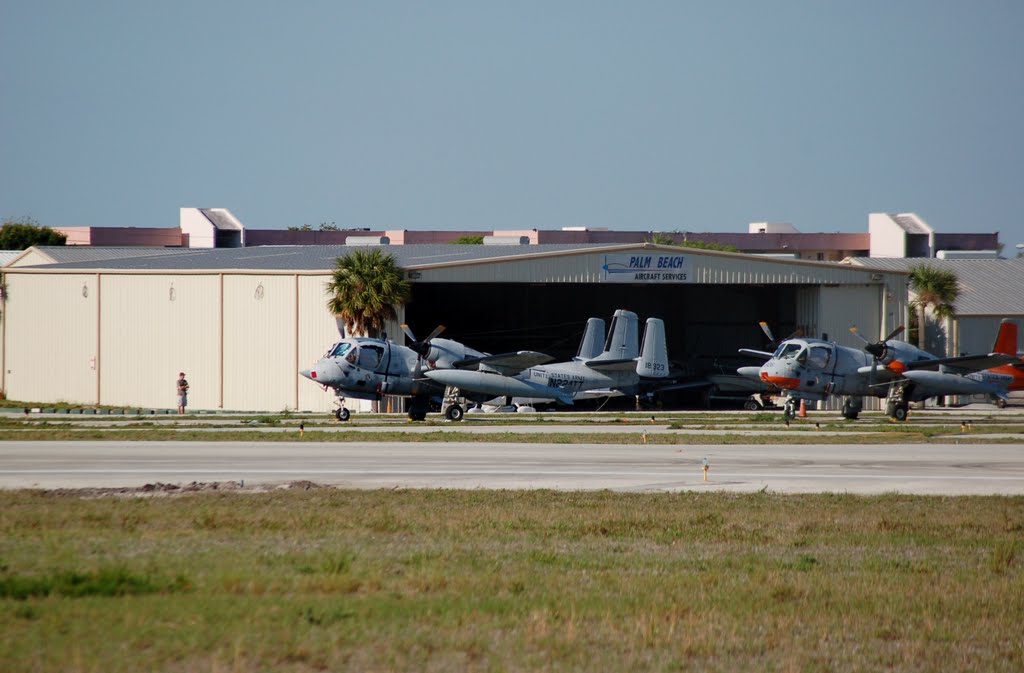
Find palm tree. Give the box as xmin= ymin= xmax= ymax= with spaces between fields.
xmin=908 ymin=264 xmax=959 ymax=351
xmin=326 ymin=249 xmax=411 ymax=338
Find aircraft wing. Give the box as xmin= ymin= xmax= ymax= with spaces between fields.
xmin=583 ymin=358 xmax=638 ymax=372
xmin=452 ymin=351 xmax=554 ymax=375
xmin=904 ymin=352 xmax=1019 ymax=374
xmin=738 ymin=348 xmax=773 ymax=360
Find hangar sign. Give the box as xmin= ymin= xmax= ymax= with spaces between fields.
xmin=601 ymin=254 xmax=692 ymax=283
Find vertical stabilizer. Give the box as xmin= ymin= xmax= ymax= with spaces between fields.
xmin=992 ymin=319 xmax=1019 ymax=355
xmin=575 ymin=318 xmax=606 ymax=360
xmin=597 ymin=309 xmax=639 ymax=360
xmin=637 ymin=318 xmax=669 ymax=377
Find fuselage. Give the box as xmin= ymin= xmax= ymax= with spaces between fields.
xmin=299 ymin=337 xmax=486 ymax=401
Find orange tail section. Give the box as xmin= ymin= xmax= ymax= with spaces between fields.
xmin=992 ymin=319 xmax=1019 ymax=355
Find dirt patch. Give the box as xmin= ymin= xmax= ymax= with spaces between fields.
xmin=39 ymin=480 xmax=334 ymax=498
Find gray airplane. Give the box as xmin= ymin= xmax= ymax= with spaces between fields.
xmin=299 ymin=323 xmax=551 ymax=421
xmin=422 ymin=309 xmax=670 ymax=413
xmin=737 ymin=323 xmax=1015 ymax=420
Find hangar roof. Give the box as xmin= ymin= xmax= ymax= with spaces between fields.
xmin=14 ymin=244 xmax=621 ymax=270
xmin=9 ymin=243 xmax=900 ymax=287
xmin=849 ymin=257 xmax=1024 ymax=315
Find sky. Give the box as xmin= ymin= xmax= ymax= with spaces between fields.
xmin=2 ymin=1 xmax=1023 ymax=247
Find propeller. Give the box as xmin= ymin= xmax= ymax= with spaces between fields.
xmin=849 ymin=325 xmax=905 ymax=361
xmin=401 ymin=324 xmax=446 ymax=358
xmin=335 ymin=316 xmax=346 ymax=338
xmin=849 ymin=325 xmax=906 ymax=390
xmin=759 ymin=321 xmax=805 ymax=350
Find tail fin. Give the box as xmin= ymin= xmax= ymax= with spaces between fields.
xmin=575 ymin=318 xmax=605 ymax=360
xmin=637 ymin=318 xmax=669 ymax=377
xmin=596 ymin=309 xmax=639 ymax=360
xmin=992 ymin=319 xmax=1018 ymax=355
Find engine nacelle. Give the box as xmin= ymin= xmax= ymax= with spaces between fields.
xmin=422 ymin=338 xmax=481 ymax=369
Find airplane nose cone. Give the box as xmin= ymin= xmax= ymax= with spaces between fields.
xmin=299 ymin=360 xmax=344 ymax=385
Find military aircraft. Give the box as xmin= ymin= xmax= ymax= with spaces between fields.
xmin=738 ymin=323 xmax=1016 ymax=420
xmin=894 ymin=318 xmax=1024 ymax=409
xmin=422 ymin=309 xmax=670 ymax=411
xmin=299 ymin=321 xmax=552 ymax=421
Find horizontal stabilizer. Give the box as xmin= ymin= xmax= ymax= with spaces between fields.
xmin=583 ymin=358 xmax=638 ymax=372
xmin=572 ymin=389 xmax=627 ymax=400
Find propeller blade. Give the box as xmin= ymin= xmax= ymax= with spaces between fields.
xmin=401 ymin=324 xmax=446 ymax=358
xmin=848 ymin=326 xmax=870 ymax=345
xmin=884 ymin=325 xmax=905 ymax=342
xmin=334 ymin=316 xmax=347 ymax=338
xmin=423 ymin=325 xmax=446 ymax=342
xmin=758 ymin=321 xmax=775 ymax=343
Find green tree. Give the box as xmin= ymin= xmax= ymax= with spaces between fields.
xmin=326 ymin=249 xmax=411 ymax=337
xmin=908 ymin=264 xmax=959 ymax=350
xmin=0 ymin=218 xmax=66 ymax=249
xmin=452 ymin=235 xmax=484 ymax=244
xmin=645 ymin=232 xmax=678 ymax=245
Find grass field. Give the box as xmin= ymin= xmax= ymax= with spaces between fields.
xmin=2 ymin=489 xmax=1022 ymax=672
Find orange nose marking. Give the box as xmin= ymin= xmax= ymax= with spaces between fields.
xmin=763 ymin=375 xmax=801 ymax=389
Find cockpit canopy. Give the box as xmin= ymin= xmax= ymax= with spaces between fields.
xmin=324 ymin=340 xmax=385 ymax=370
xmin=772 ymin=340 xmax=833 ymax=370
xmin=327 ymin=342 xmax=353 ymax=358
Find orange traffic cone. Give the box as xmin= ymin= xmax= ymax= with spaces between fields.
xmin=798 ymin=399 xmax=807 ymax=417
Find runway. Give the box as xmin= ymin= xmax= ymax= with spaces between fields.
xmin=2 ymin=440 xmax=1023 ymax=494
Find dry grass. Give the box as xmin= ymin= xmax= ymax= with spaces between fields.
xmin=1 ymin=489 xmax=1023 ymax=671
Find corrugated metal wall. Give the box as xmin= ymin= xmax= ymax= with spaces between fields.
xmin=222 ymin=275 xmax=298 ymax=411
xmin=416 ymin=250 xmax=892 ymax=286
xmin=4 ymin=274 xmax=99 ymax=405
xmin=100 ymin=275 xmax=220 ymax=409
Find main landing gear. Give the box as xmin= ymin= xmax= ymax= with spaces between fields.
xmin=841 ymin=397 xmax=862 ymax=420
xmin=885 ymin=383 xmax=911 ymax=421
xmin=440 ymin=386 xmax=465 ymax=422
xmin=885 ymin=400 xmax=909 ymax=421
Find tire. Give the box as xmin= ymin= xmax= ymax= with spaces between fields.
xmin=893 ymin=405 xmax=908 ymax=422
xmin=408 ymin=409 xmax=427 ymax=422
xmin=743 ymin=399 xmax=760 ymax=411
xmin=996 ymin=399 xmax=1007 ymax=409
xmin=335 ymin=407 xmax=350 ymax=422
xmin=783 ymin=402 xmax=796 ymax=420
xmin=885 ymin=401 xmax=896 ymax=417
xmin=445 ymin=404 xmax=464 ymax=422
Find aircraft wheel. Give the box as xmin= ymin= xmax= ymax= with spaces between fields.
xmin=885 ymin=401 xmax=897 ymax=417
xmin=996 ymin=399 xmax=1007 ymax=409
xmin=783 ymin=401 xmax=796 ymax=420
xmin=893 ymin=405 xmax=908 ymax=422
xmin=445 ymin=404 xmax=464 ymax=422
xmin=335 ymin=407 xmax=350 ymax=422
xmin=743 ymin=399 xmax=761 ymax=411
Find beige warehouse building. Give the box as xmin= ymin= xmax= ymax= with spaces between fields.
xmin=2 ymin=244 xmax=908 ymax=412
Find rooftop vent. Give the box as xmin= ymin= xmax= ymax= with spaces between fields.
xmin=345 ymin=236 xmax=390 ymax=246
xmin=483 ymin=236 xmax=530 ymax=245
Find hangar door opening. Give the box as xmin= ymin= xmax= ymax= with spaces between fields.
xmin=404 ymin=282 xmax=808 ymax=381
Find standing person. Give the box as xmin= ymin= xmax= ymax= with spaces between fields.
xmin=176 ymin=372 xmax=189 ymax=415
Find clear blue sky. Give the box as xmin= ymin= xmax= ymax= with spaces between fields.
xmin=3 ymin=1 xmax=1023 ymax=246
